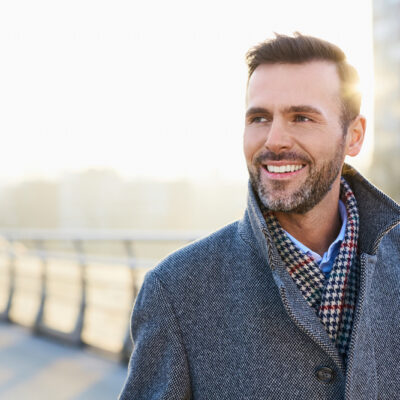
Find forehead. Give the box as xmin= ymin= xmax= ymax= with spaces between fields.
xmin=246 ymin=61 xmax=341 ymax=113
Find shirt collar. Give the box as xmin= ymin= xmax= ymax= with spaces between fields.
xmin=283 ymin=200 xmax=347 ymax=263
xmin=241 ymin=163 xmax=400 ymax=264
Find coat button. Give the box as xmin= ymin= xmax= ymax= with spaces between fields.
xmin=315 ymin=367 xmax=334 ymax=383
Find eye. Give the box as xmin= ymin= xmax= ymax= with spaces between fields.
xmin=293 ymin=115 xmax=311 ymax=122
xmin=251 ymin=116 xmax=269 ymax=123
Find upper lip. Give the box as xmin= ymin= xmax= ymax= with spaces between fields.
xmin=261 ymin=161 xmax=306 ymax=167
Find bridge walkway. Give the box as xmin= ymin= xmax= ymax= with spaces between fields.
xmin=0 ymin=322 xmax=128 ymax=400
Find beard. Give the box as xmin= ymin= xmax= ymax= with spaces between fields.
xmin=248 ymin=139 xmax=346 ymax=215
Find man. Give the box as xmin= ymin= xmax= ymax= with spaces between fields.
xmin=120 ymin=33 xmax=400 ymax=399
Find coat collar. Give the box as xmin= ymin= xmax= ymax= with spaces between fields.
xmin=238 ymin=164 xmax=400 ymax=371
xmin=243 ymin=163 xmax=400 ymax=257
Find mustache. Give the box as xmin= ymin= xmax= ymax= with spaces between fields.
xmin=254 ymin=151 xmax=311 ymax=164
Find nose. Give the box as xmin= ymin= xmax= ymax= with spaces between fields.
xmin=264 ymin=119 xmax=293 ymax=154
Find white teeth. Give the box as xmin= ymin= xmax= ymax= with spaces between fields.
xmin=266 ymin=164 xmax=304 ymax=173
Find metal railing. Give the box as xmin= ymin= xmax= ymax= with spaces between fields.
xmin=0 ymin=229 xmax=202 ymax=361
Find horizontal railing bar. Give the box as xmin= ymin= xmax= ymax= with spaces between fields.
xmin=0 ymin=249 xmax=157 ymax=269
xmin=0 ymin=229 xmax=205 ymax=242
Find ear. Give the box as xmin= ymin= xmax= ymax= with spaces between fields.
xmin=345 ymin=115 xmax=366 ymax=157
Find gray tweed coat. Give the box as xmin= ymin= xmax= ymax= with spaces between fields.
xmin=119 ymin=165 xmax=400 ymax=400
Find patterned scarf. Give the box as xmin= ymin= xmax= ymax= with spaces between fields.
xmin=264 ymin=177 xmax=360 ymax=357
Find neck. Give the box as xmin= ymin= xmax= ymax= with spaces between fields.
xmin=274 ymin=182 xmax=342 ymax=256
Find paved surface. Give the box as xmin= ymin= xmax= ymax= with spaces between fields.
xmin=0 ymin=322 xmax=128 ymax=399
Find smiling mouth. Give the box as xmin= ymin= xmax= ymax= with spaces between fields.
xmin=263 ymin=164 xmax=306 ymax=174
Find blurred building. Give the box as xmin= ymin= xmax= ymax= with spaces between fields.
xmin=0 ymin=169 xmax=246 ymax=232
xmin=372 ymin=0 xmax=400 ymax=201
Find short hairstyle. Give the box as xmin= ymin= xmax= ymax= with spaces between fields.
xmin=246 ymin=32 xmax=361 ymax=130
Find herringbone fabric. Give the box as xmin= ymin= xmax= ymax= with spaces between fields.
xmin=120 ymin=166 xmax=400 ymax=399
xmin=264 ymin=178 xmax=360 ymax=357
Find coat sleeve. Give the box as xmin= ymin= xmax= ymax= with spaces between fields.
xmin=119 ymin=270 xmax=192 ymax=400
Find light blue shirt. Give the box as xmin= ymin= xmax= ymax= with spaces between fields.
xmin=284 ymin=200 xmax=347 ymax=277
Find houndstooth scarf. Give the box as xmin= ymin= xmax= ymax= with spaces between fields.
xmin=264 ymin=177 xmax=360 ymax=358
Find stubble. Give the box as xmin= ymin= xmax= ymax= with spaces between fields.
xmin=248 ymin=139 xmax=346 ymax=214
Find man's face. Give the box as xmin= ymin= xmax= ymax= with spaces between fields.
xmin=244 ymin=61 xmax=349 ymax=214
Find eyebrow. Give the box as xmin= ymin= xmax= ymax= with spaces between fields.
xmin=284 ymin=105 xmax=324 ymax=115
xmin=245 ymin=105 xmax=324 ymax=118
xmin=245 ymin=107 xmax=271 ymax=118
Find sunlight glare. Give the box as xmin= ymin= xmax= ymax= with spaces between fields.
xmin=0 ymin=0 xmax=373 ymax=183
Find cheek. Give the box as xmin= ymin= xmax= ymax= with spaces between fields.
xmin=243 ymin=129 xmax=265 ymax=163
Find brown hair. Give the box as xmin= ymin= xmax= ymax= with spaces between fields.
xmin=246 ymin=32 xmax=361 ymax=130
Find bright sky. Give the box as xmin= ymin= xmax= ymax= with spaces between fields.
xmin=0 ymin=0 xmax=373 ymax=184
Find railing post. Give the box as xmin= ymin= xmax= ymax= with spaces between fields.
xmin=32 ymin=239 xmax=87 ymax=345
xmin=71 ymin=239 xmax=87 ymax=345
xmin=33 ymin=239 xmax=48 ymax=332
xmin=0 ymin=239 xmax=16 ymax=321
xmin=121 ymin=239 xmax=137 ymax=362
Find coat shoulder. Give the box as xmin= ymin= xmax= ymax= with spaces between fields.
xmin=150 ymin=219 xmax=252 ymax=290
